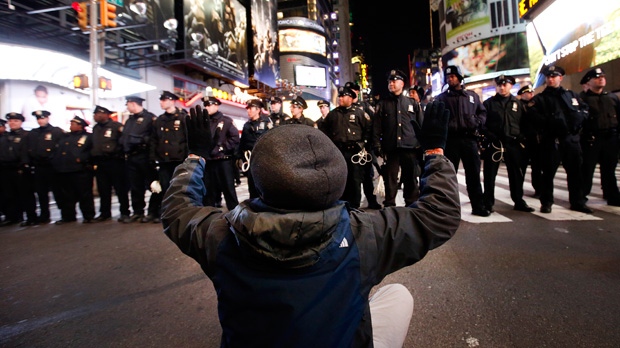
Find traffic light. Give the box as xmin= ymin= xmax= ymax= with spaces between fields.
xmin=99 ymin=76 xmax=112 ymax=90
xmin=72 ymin=2 xmax=88 ymax=31
xmin=100 ymin=1 xmax=117 ymax=28
xmin=73 ymin=74 xmax=89 ymax=89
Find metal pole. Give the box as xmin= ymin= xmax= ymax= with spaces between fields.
xmin=90 ymin=0 xmax=98 ymax=107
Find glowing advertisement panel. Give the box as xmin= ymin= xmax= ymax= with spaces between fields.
xmin=116 ymin=0 xmax=175 ymax=42
xmin=444 ymin=0 xmax=491 ymax=47
xmin=251 ymin=0 xmax=280 ymax=87
xmin=278 ymin=29 xmax=326 ymax=57
xmin=183 ymin=0 xmax=248 ymax=85
xmin=294 ymin=65 xmax=327 ymax=88
xmin=526 ymin=0 xmax=620 ymax=88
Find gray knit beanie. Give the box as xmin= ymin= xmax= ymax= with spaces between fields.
xmin=251 ymin=124 xmax=347 ymax=211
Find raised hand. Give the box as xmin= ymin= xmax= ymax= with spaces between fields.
xmin=187 ymin=105 xmax=213 ymax=158
xmin=412 ymin=101 xmax=450 ymax=151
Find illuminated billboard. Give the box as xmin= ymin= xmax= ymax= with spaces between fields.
xmin=183 ymin=0 xmax=248 ymax=85
xmin=526 ymin=0 xmax=620 ymax=88
xmin=250 ymin=0 xmax=280 ymax=87
xmin=116 ymin=0 xmax=175 ymax=42
xmin=294 ymin=65 xmax=327 ymax=88
xmin=278 ymin=29 xmax=326 ymax=56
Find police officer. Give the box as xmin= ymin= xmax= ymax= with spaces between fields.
xmin=203 ymin=96 xmax=240 ymax=210
xmin=52 ymin=116 xmax=95 ymax=224
xmin=91 ymin=105 xmax=131 ymax=222
xmin=321 ymin=86 xmax=372 ymax=209
xmin=0 ymin=118 xmax=5 ymax=223
xmin=518 ymin=84 xmax=543 ymax=198
xmin=238 ymin=99 xmax=272 ymax=199
xmin=482 ymin=75 xmax=534 ymax=213
xmin=315 ymin=99 xmax=330 ymax=132
xmin=373 ymin=69 xmax=423 ymax=207
xmin=121 ymin=95 xmax=159 ymax=222
xmin=23 ymin=110 xmax=65 ymax=224
xmin=528 ymin=65 xmax=591 ymax=213
xmin=268 ymin=96 xmax=290 ymax=126
xmin=579 ymin=67 xmax=620 ymax=206
xmin=285 ymin=96 xmax=315 ymax=126
xmin=0 ymin=113 xmax=37 ymax=226
xmin=435 ymin=65 xmax=489 ymax=216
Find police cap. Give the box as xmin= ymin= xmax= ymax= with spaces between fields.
xmin=5 ymin=112 xmax=25 ymax=121
xmin=542 ymin=65 xmax=565 ymax=77
xmin=338 ymin=86 xmax=357 ymax=99
xmin=444 ymin=65 xmax=464 ymax=81
xmin=387 ymin=69 xmax=407 ymax=82
xmin=317 ymin=99 xmax=330 ymax=107
xmin=32 ymin=110 xmax=51 ymax=119
xmin=517 ymin=85 xmax=534 ymax=95
xmin=290 ymin=96 xmax=308 ymax=109
xmin=93 ymin=105 xmax=112 ymax=114
xmin=494 ymin=74 xmax=516 ymax=85
xmin=0 ymin=118 xmax=6 ymax=127
xmin=159 ymin=90 xmax=179 ymax=101
xmin=580 ymin=67 xmax=605 ymax=85
xmin=246 ymin=99 xmax=264 ymax=109
xmin=269 ymin=96 xmax=283 ymax=104
xmin=344 ymin=81 xmax=361 ymax=91
xmin=203 ymin=96 xmax=222 ymax=106
xmin=126 ymin=95 xmax=145 ymax=104
xmin=70 ymin=116 xmax=89 ymax=127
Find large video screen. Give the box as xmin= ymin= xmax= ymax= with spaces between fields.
xmin=251 ymin=0 xmax=279 ymax=87
xmin=278 ymin=29 xmax=326 ymax=56
xmin=294 ymin=65 xmax=327 ymax=88
xmin=183 ymin=0 xmax=248 ymax=85
xmin=116 ymin=0 xmax=175 ymax=42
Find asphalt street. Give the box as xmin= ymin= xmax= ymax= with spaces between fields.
xmin=1 ymin=166 xmax=619 ymax=347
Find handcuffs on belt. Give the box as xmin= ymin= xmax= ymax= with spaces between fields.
xmin=351 ymin=147 xmax=372 ymax=165
xmin=237 ymin=150 xmax=251 ymax=172
xmin=491 ymin=140 xmax=505 ymax=163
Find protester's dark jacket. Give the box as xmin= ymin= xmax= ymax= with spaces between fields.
xmin=120 ymin=109 xmax=156 ymax=154
xmin=435 ymin=87 xmax=486 ymax=136
xmin=483 ymin=94 xmax=524 ymax=140
xmin=373 ymin=92 xmax=423 ymax=152
xmin=579 ymin=89 xmax=619 ymax=135
xmin=150 ymin=108 xmax=188 ymax=162
xmin=238 ymin=116 xmax=272 ymax=153
xmin=52 ymin=131 xmax=92 ymax=173
xmin=528 ymin=86 xmax=588 ymax=139
xmin=0 ymin=128 xmax=29 ymax=167
xmin=208 ymin=111 xmax=239 ymax=159
xmin=24 ymin=124 xmax=64 ymax=166
xmin=322 ymin=105 xmax=371 ymax=145
xmin=162 ymin=155 xmax=460 ymax=348
xmin=91 ymin=119 xmax=124 ymax=160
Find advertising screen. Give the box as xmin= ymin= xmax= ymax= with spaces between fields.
xmin=116 ymin=0 xmax=175 ymax=42
xmin=278 ymin=29 xmax=326 ymax=57
xmin=294 ymin=65 xmax=327 ymax=88
xmin=251 ymin=0 xmax=279 ymax=87
xmin=183 ymin=0 xmax=248 ymax=85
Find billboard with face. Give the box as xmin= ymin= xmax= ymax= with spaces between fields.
xmin=250 ymin=0 xmax=279 ymax=87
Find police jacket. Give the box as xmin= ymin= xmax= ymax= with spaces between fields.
xmin=208 ymin=111 xmax=239 ymax=160
xmin=373 ymin=92 xmax=422 ymax=152
xmin=482 ymin=94 xmax=524 ymax=140
xmin=91 ymin=119 xmax=123 ymax=160
xmin=269 ymin=111 xmax=290 ymax=127
xmin=162 ymin=155 xmax=460 ymax=348
xmin=579 ymin=90 xmax=619 ymax=136
xmin=284 ymin=115 xmax=316 ymax=127
xmin=528 ymin=86 xmax=588 ymax=139
xmin=120 ymin=109 xmax=156 ymax=155
xmin=435 ymin=87 xmax=486 ymax=136
xmin=0 ymin=128 xmax=29 ymax=167
xmin=24 ymin=124 xmax=64 ymax=166
xmin=52 ymin=131 xmax=92 ymax=173
xmin=322 ymin=105 xmax=371 ymax=146
xmin=151 ymin=108 xmax=188 ymax=163
xmin=238 ymin=116 xmax=272 ymax=153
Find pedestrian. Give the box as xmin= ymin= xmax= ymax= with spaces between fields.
xmin=315 ymin=99 xmax=330 ymax=132
xmin=373 ymin=69 xmax=423 ymax=207
xmin=527 ymin=65 xmax=591 ymax=213
xmin=518 ymin=84 xmax=543 ymax=198
xmin=91 ymin=105 xmax=131 ymax=222
xmin=321 ymin=86 xmax=372 ymax=209
xmin=579 ymin=67 xmax=620 ymax=206
xmin=203 ymin=96 xmax=240 ymax=210
xmin=120 ymin=95 xmax=159 ymax=222
xmin=435 ymin=65 xmax=489 ymax=216
xmin=482 ymin=75 xmax=534 ymax=213
xmin=163 ymin=100 xmax=460 ymax=348
xmin=23 ymin=110 xmax=65 ymax=224
xmin=52 ymin=116 xmax=95 ymax=224
xmin=0 ymin=113 xmax=37 ymax=226
xmin=268 ymin=96 xmax=290 ymax=126
xmin=237 ymin=99 xmax=272 ymax=199
xmin=149 ymin=91 xmax=188 ymax=223
xmin=285 ymin=96 xmax=315 ymax=126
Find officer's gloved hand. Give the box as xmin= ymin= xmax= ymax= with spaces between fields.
xmin=411 ymin=101 xmax=450 ymax=151
xmin=187 ymin=105 xmax=212 ymax=158
xmin=373 ymin=146 xmax=383 ymax=158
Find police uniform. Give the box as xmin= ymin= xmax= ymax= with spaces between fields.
xmin=482 ymin=75 xmax=533 ymax=213
xmin=435 ymin=66 xmax=488 ymax=216
xmin=284 ymin=97 xmax=315 ymax=126
xmin=91 ymin=105 xmax=131 ymax=221
xmin=120 ymin=96 xmax=159 ymax=221
xmin=149 ymin=92 xmax=188 ymax=221
xmin=315 ymin=99 xmax=330 ymax=132
xmin=518 ymin=84 xmax=543 ymax=197
xmin=579 ymin=68 xmax=620 ymax=206
xmin=238 ymin=99 xmax=272 ymax=199
xmin=0 ymin=118 xmax=5 ymax=222
xmin=528 ymin=65 xmax=590 ymax=213
xmin=203 ymin=96 xmax=240 ymax=210
xmin=24 ymin=110 xmax=65 ymax=223
xmin=268 ymin=96 xmax=290 ymax=126
xmin=322 ymin=87 xmax=372 ymax=208
xmin=52 ymin=116 xmax=95 ymax=223
xmin=0 ymin=113 xmax=37 ymax=226
xmin=373 ymin=70 xmax=424 ymax=207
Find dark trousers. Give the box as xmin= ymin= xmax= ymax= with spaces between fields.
xmin=362 ymin=157 xmax=379 ymax=206
xmin=126 ymin=153 xmax=161 ymax=216
xmin=382 ymin=149 xmax=419 ymax=207
xmin=0 ymin=166 xmax=37 ymax=222
xmin=204 ymin=159 xmax=238 ymax=210
xmin=57 ymin=170 xmax=95 ymax=221
xmin=581 ymin=132 xmax=620 ymax=202
xmin=445 ymin=136 xmax=485 ymax=211
xmin=483 ymin=139 xmax=528 ymax=208
xmin=522 ymin=137 xmax=543 ymax=195
xmin=539 ymin=135 xmax=586 ymax=207
xmin=339 ymin=148 xmax=364 ymax=209
xmin=33 ymin=165 xmax=61 ymax=221
xmin=153 ymin=161 xmax=183 ymax=216
xmin=94 ymin=158 xmax=130 ymax=217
